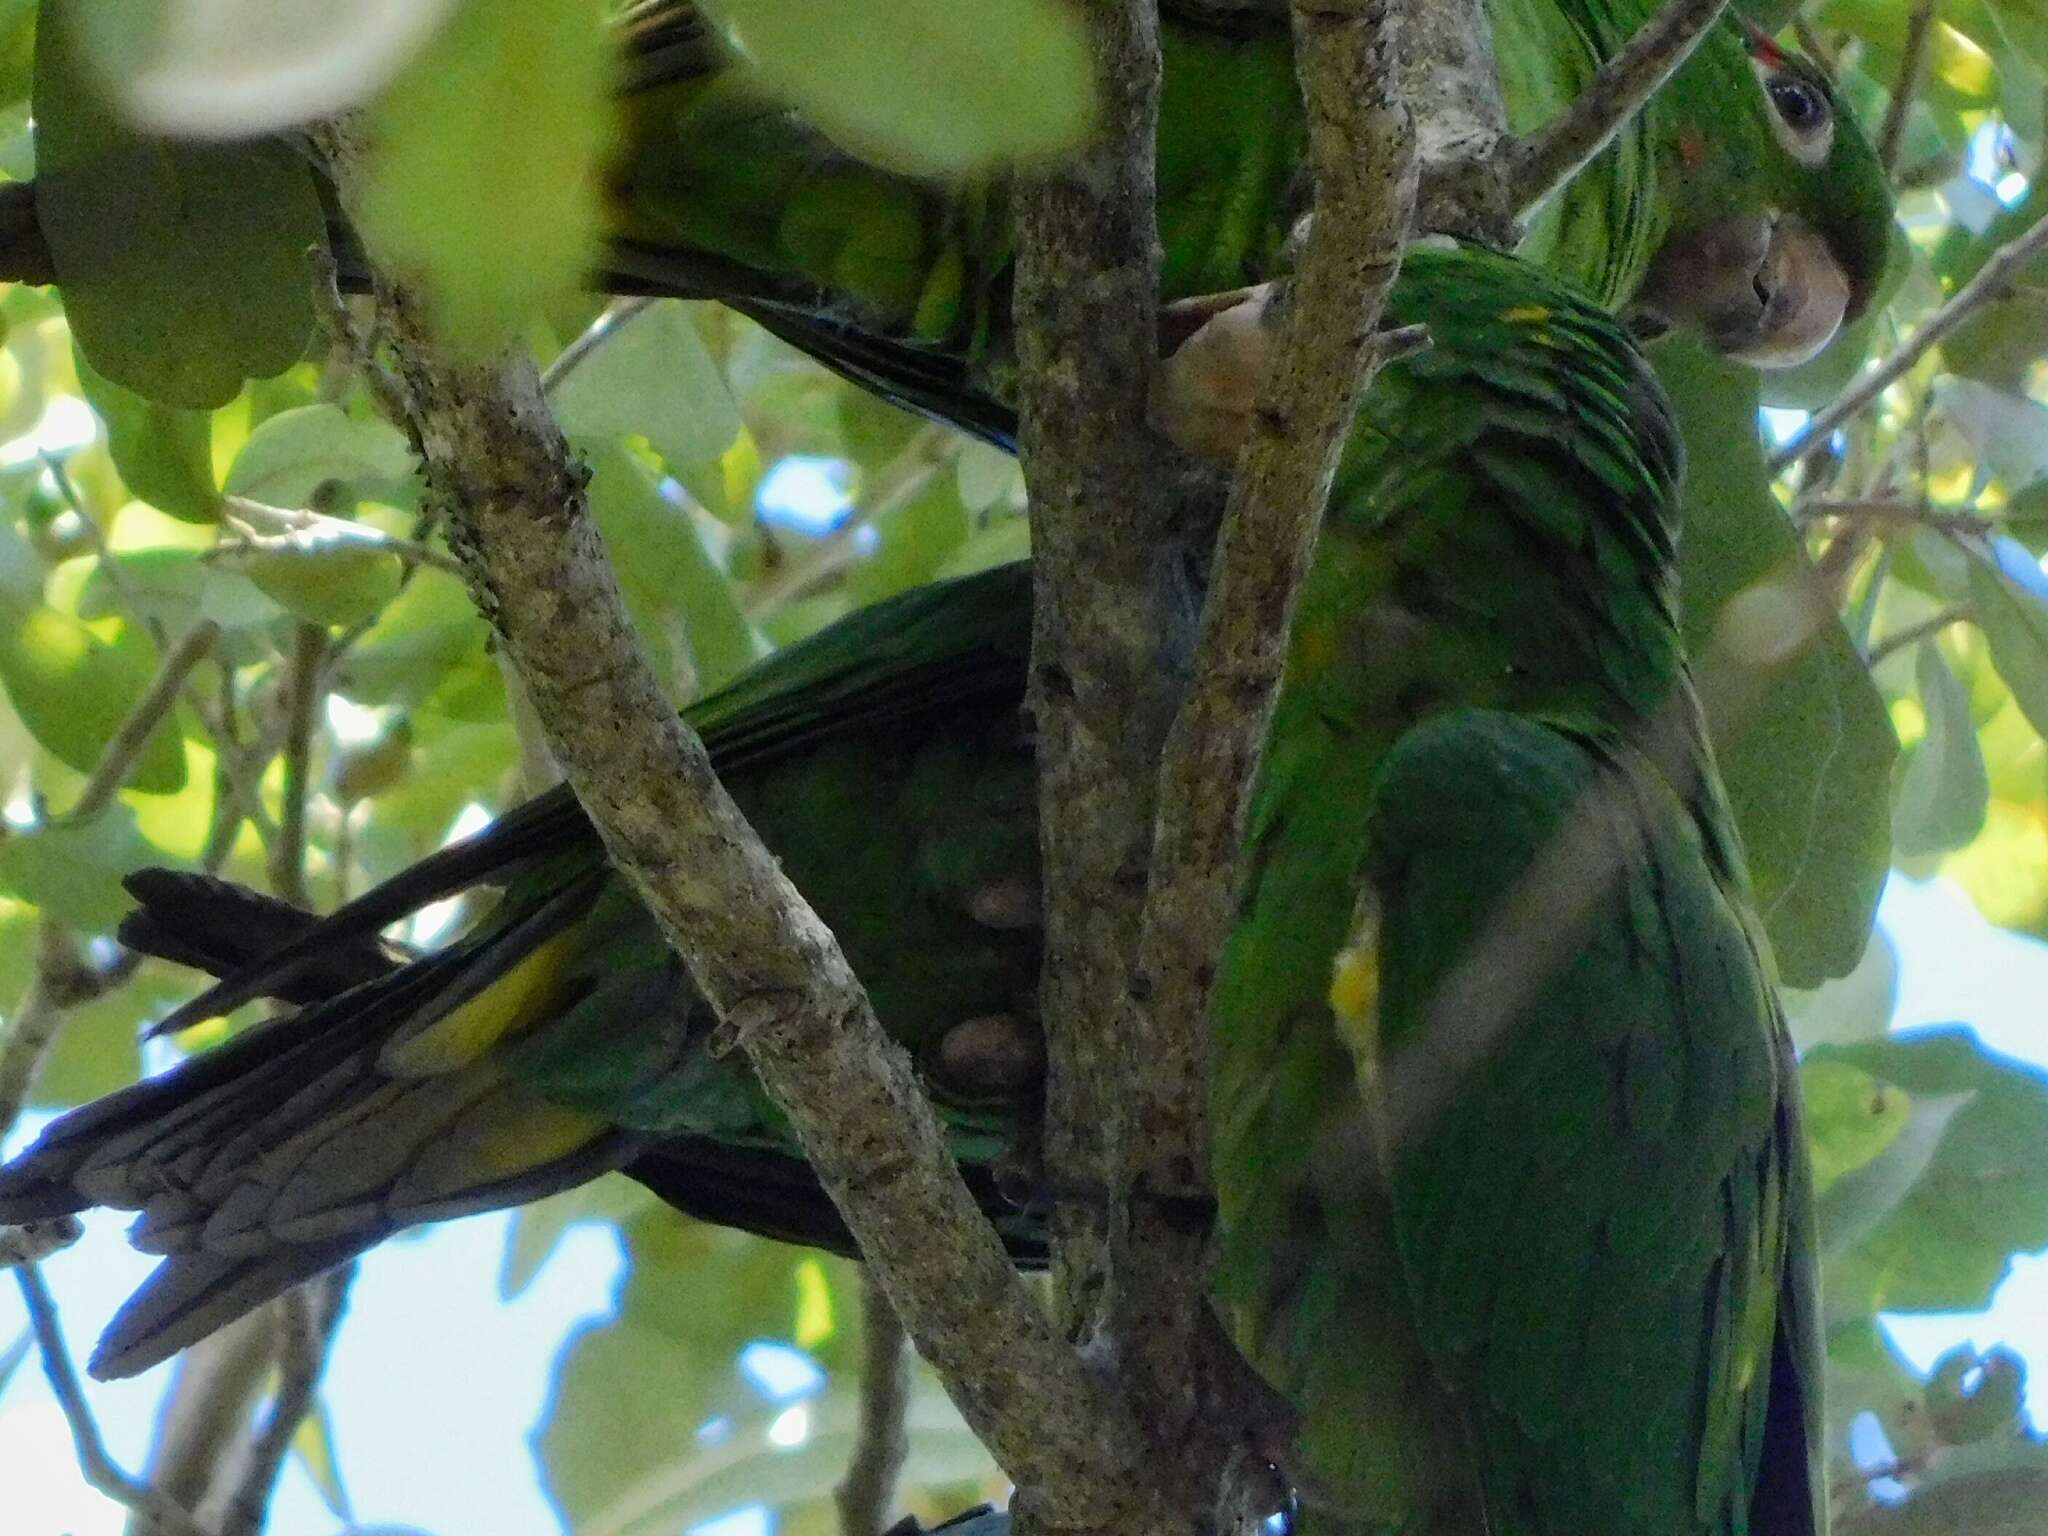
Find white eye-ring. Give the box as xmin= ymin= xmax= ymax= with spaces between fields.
xmin=1755 ymin=64 xmax=1835 ymax=167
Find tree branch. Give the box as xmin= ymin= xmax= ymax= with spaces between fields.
xmin=1503 ymin=0 xmax=1731 ymax=216
xmin=1115 ymin=0 xmax=1416 ymax=1481
xmin=1010 ymin=0 xmax=1194 ymax=1412
xmin=836 ymin=1273 xmax=910 ymax=1536
xmin=1771 ymin=215 xmax=2048 ymax=471
xmin=1877 ymin=0 xmax=1938 ymax=176
xmin=313 ymin=124 xmax=1167 ymax=1535
xmin=17 ymin=1264 xmax=214 ymax=1536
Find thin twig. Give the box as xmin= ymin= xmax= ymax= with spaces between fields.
xmin=212 ymin=497 xmax=467 ymax=579
xmin=1770 ymin=215 xmax=2048 ymax=470
xmin=17 ymin=1265 xmax=215 ymax=1536
xmin=541 ymin=296 xmax=657 ymax=395
xmin=1877 ymin=0 xmax=1938 ymax=176
xmin=218 ymin=1266 xmax=354 ymax=1536
xmin=267 ymin=624 xmax=326 ymax=909
xmin=40 ymin=453 xmax=172 ymax=651
xmin=64 ymin=620 xmax=220 ymax=822
xmin=1867 ymin=606 xmax=1971 ymax=666
xmin=1505 ymin=0 xmax=1731 ymax=215
xmin=315 ymin=120 xmax=1168 ymax=1535
xmin=1116 ymin=0 xmax=1416 ymax=1486
xmin=835 ymin=1273 xmax=910 ymax=1536
xmin=1795 ymin=496 xmax=1993 ymax=536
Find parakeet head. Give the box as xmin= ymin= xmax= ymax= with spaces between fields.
xmin=1631 ymin=18 xmax=1894 ymax=368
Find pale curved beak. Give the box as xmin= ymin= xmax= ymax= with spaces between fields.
xmin=1632 ymin=214 xmax=1851 ymax=369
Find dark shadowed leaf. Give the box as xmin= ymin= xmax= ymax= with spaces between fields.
xmin=1893 ymin=641 xmax=1990 ymax=857
xmin=34 ymin=7 xmax=321 ymax=407
xmin=1809 ymin=1028 xmax=2048 ymax=1315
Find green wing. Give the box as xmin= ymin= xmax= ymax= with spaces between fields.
xmin=1357 ymin=709 xmax=1817 ymax=1536
xmin=0 ymin=564 xmax=1045 ymax=1379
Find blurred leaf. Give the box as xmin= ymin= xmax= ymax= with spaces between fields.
xmin=554 ymin=304 xmax=742 ymax=470
xmin=292 ymin=1396 xmax=354 ymax=1520
xmin=1894 ymin=641 xmax=1991 ymax=857
xmin=0 ymin=599 xmax=187 ymax=791
xmin=34 ymin=6 xmax=321 ymax=407
xmin=358 ymin=0 xmax=614 ymax=351
xmin=1653 ymin=338 xmax=1895 ymax=985
xmin=1937 ymin=378 xmax=2048 ymax=489
xmin=68 ymin=0 xmax=458 ymax=136
xmin=1818 ymin=1086 xmax=1974 ymax=1258
xmin=0 ymin=801 xmax=156 ymax=928
xmin=1785 ymin=927 xmax=1900 ymax=1051
xmin=955 ymin=440 xmax=1020 ymax=514
xmin=73 ymin=346 xmax=216 ymax=523
xmin=932 ymin=516 xmax=1030 ymax=581
xmin=1810 ymin=1028 xmax=2048 ymax=1314
xmin=335 ymin=571 xmax=488 ymax=709
xmin=1924 ymin=1343 xmax=2029 ymax=1446
xmin=699 ymin=0 xmax=1093 ymax=175
xmin=1837 ymin=1455 xmax=2048 ymax=1534
xmin=1968 ymin=533 xmax=2048 ymax=738
xmin=224 ymin=403 xmax=419 ymax=510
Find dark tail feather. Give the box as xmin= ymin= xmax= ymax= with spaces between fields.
xmin=624 ymin=1139 xmax=1049 ymax=1270
xmin=119 ymin=869 xmax=403 ymax=1002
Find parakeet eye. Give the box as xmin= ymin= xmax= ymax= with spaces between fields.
xmin=1761 ymin=72 xmax=1834 ymax=166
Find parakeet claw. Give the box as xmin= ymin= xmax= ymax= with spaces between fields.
xmin=1151 ymin=285 xmax=1279 ymax=464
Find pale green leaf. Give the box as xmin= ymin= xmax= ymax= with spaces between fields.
xmin=700 ymin=0 xmax=1094 ymax=175
xmin=553 ymin=303 xmax=741 ymax=469
xmin=358 ymin=0 xmax=613 ymax=351
xmin=1893 ymin=641 xmax=1990 ymax=857
xmin=225 ymin=403 xmax=419 ymax=510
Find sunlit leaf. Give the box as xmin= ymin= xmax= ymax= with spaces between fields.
xmin=228 ymin=520 xmax=406 ymax=629
xmin=699 ymin=0 xmax=1094 ymax=175
xmin=1968 ymin=533 xmax=2048 ymax=738
xmin=73 ymin=346 xmax=216 ymax=523
xmin=291 ymin=1396 xmax=354 ymax=1521
xmin=1785 ymin=927 xmax=1899 ymax=1051
xmin=0 ymin=599 xmax=188 ymax=791
xmin=224 ymin=403 xmax=419 ymax=511
xmin=357 ymin=0 xmax=615 ymax=351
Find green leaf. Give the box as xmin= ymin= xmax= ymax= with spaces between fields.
xmin=586 ymin=441 xmax=765 ymax=697
xmin=234 ymin=523 xmax=405 ymax=629
xmin=552 ymin=304 xmax=741 ymax=470
xmin=334 ymin=571 xmax=487 ymax=709
xmin=1817 ymin=1086 xmax=1974 ymax=1259
xmin=699 ymin=0 xmax=1094 ymax=175
xmin=73 ymin=346 xmax=217 ymax=523
xmin=357 ymin=0 xmax=613 ymax=351
xmin=1651 ymin=338 xmax=1896 ymax=984
xmin=34 ymin=5 xmax=322 ymax=407
xmin=1968 ymin=533 xmax=2048 ymax=738
xmin=225 ymin=403 xmax=419 ymax=510
xmin=1809 ymin=1028 xmax=2048 ymax=1314
xmin=1893 ymin=641 xmax=1991 ymax=857
xmin=0 ymin=599 xmax=187 ymax=792
xmin=1803 ymin=1056 xmax=1914 ymax=1194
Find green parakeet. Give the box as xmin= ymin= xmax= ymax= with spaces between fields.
xmin=0 ymin=244 xmax=1822 ymax=1535
xmin=600 ymin=0 xmax=1892 ymax=440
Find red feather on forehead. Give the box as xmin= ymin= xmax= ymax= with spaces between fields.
xmin=1741 ymin=18 xmax=1787 ymax=67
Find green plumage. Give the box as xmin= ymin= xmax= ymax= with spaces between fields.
xmin=603 ymin=0 xmax=1892 ymax=435
xmin=0 ymin=246 xmax=1821 ymax=1534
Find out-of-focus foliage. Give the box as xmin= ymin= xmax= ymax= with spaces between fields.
xmin=1 ymin=0 xmax=2047 ymax=1531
